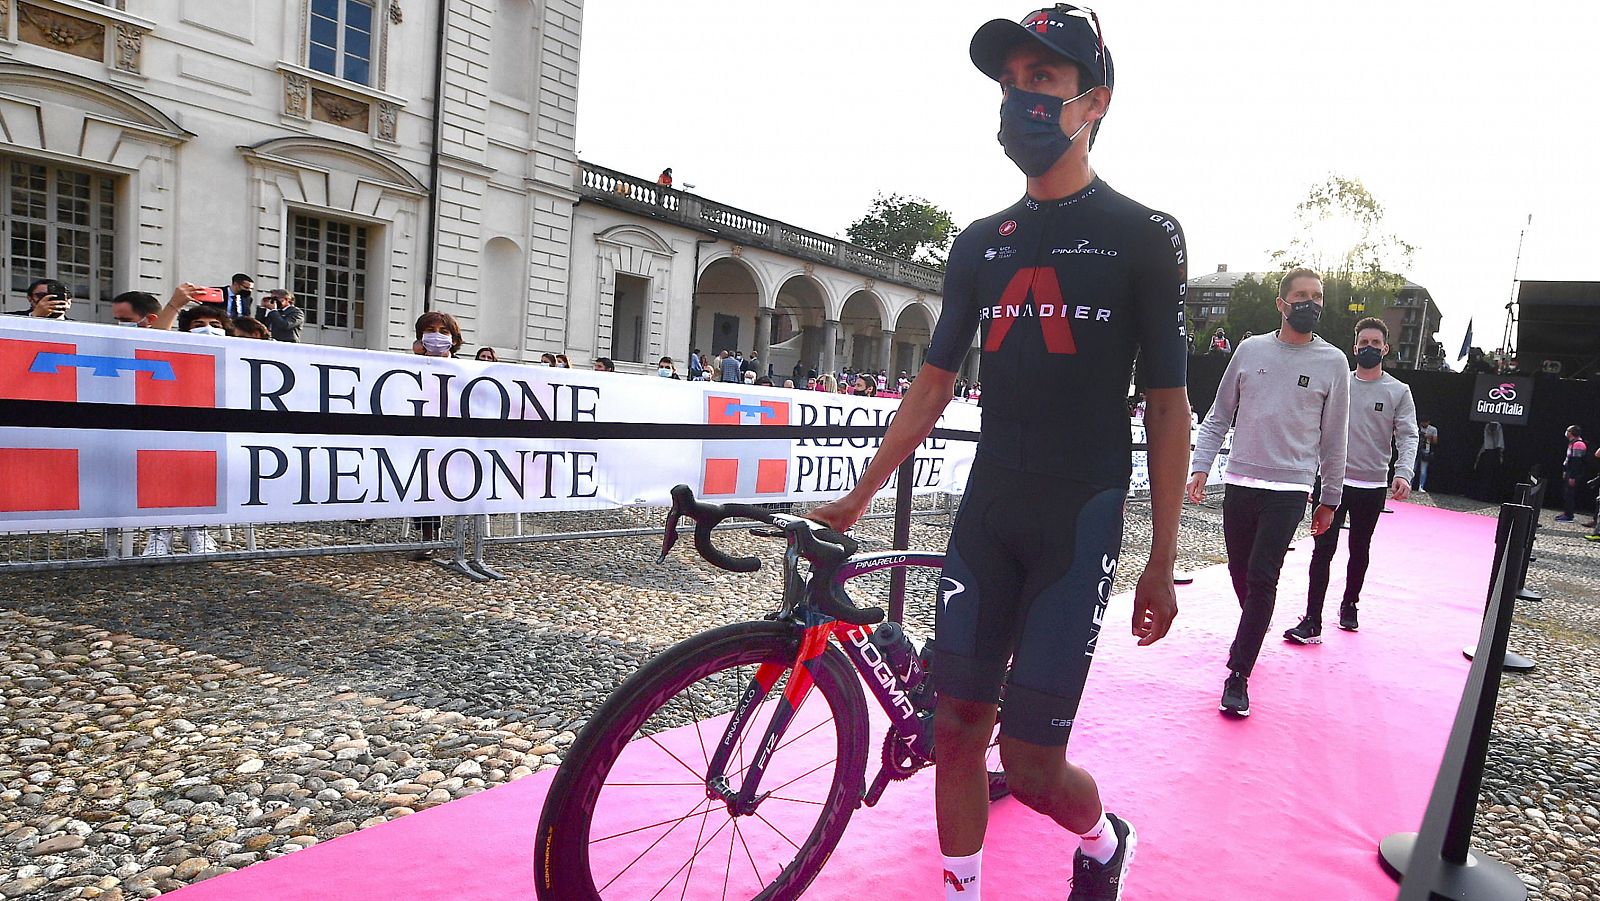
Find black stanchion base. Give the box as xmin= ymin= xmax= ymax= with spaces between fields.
xmin=1173 ymin=573 xmax=1195 ymax=585
xmin=1462 ymin=646 xmax=1537 ymax=673
xmin=1378 ymin=832 xmax=1528 ymax=900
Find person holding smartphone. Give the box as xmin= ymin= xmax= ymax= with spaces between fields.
xmin=13 ymin=279 xmax=72 ymax=319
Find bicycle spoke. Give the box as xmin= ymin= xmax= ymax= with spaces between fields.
xmin=764 ymin=795 xmax=826 ymax=806
xmin=735 ymin=816 xmax=766 ymax=890
xmin=644 ymin=731 xmax=714 ymax=786
xmin=645 ymin=814 xmax=736 ymax=901
xmin=758 ymin=757 xmax=835 ymax=799
xmin=729 ymin=715 xmax=830 ymax=783
xmin=721 ymin=814 xmax=736 ymax=900
xmin=599 ymin=797 xmax=717 ymax=894
xmin=592 ymin=798 xmax=716 ymax=845
xmin=680 ymin=778 xmax=715 ymax=901
xmin=751 ymin=808 xmax=803 ymax=851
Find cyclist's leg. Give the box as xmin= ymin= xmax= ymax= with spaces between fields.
xmin=995 ymin=484 xmax=1125 ymax=832
xmin=932 ymin=467 xmax=1027 ymax=857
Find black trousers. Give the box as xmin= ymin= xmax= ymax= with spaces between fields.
xmin=1223 ymin=484 xmax=1307 ymax=676
xmin=1306 ymin=486 xmax=1386 ymax=620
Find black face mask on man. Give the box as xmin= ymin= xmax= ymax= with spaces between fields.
xmin=997 ymin=86 xmax=1095 ymax=178
xmin=1355 ymin=346 xmax=1384 ymax=369
xmin=1284 ymin=300 xmax=1321 ymax=335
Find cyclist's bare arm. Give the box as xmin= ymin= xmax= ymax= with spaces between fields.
xmin=809 ymin=364 xmax=957 ymax=531
xmin=1131 ymin=385 xmax=1188 ymax=645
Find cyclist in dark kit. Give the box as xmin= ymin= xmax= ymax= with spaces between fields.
xmin=811 ymin=6 xmax=1190 ymax=898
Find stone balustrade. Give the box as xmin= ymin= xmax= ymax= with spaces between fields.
xmin=576 ymin=162 xmax=945 ymax=294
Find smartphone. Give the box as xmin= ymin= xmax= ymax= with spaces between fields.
xmin=43 ymin=281 xmax=71 ymax=319
xmin=194 ymin=287 xmax=225 ymax=305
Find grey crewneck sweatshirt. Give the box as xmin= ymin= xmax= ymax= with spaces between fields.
xmin=1190 ymin=332 xmax=1351 ymax=506
xmin=1346 ymin=370 xmax=1420 ymax=485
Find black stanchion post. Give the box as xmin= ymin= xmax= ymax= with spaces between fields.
xmin=888 ymin=455 xmax=915 ymax=624
xmin=1381 ymin=501 xmax=1533 ymax=901
xmin=1464 ymin=482 xmax=1538 ymax=672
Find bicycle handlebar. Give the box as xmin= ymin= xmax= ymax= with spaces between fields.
xmin=661 ymin=485 xmax=882 ymax=626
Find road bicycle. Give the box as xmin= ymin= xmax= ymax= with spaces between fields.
xmin=535 ymin=485 xmax=1006 ymax=900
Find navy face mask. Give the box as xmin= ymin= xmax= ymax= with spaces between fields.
xmin=1355 ymin=345 xmax=1384 ymax=369
xmin=998 ymin=86 xmax=1095 ymax=178
xmin=1285 ymin=299 xmax=1322 ymax=334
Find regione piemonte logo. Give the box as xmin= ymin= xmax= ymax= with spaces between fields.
xmin=701 ymin=394 xmax=790 ymax=497
xmin=0 ymin=335 xmax=225 ymax=519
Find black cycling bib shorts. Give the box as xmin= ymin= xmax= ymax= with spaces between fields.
xmin=923 ymin=178 xmax=1187 ymax=746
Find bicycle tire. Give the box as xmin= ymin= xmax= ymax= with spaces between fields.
xmin=536 ymin=620 xmax=870 ymax=901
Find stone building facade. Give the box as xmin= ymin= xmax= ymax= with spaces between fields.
xmin=0 ymin=0 xmax=581 ymax=354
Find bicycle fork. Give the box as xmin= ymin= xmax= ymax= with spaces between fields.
xmin=704 ymin=615 xmax=835 ymax=817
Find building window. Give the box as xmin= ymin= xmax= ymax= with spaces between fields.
xmin=290 ymin=213 xmax=368 ymax=335
xmin=612 ymin=274 xmax=649 ymax=363
xmin=309 ymin=0 xmax=375 ymax=86
xmin=4 ymin=156 xmax=117 ymax=309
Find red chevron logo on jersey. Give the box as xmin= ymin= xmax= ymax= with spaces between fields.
xmin=983 ymin=267 xmax=1078 ymax=355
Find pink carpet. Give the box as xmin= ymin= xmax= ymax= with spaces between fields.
xmin=169 ymin=501 xmax=1495 ymax=900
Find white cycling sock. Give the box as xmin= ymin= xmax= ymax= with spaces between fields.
xmin=942 ymin=848 xmax=981 ymax=899
xmin=1078 ymin=811 xmax=1119 ymax=865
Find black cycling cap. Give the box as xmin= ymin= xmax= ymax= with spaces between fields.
xmin=970 ymin=4 xmax=1114 ymax=91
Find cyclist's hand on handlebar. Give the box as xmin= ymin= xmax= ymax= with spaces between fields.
xmin=1132 ymin=565 xmax=1177 ymax=647
xmin=807 ymin=492 xmax=870 ymax=533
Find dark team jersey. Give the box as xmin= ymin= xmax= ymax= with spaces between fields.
xmin=925 ymin=177 xmax=1188 ymax=487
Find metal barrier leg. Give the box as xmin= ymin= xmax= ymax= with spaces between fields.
xmin=469 ymin=514 xmax=508 ymax=580
xmin=438 ymin=516 xmax=489 ymax=582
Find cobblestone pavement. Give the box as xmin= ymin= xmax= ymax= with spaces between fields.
xmin=0 ymin=493 xmax=1595 ymax=900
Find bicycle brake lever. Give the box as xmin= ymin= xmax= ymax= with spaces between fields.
xmin=659 ymin=507 xmax=682 ymax=564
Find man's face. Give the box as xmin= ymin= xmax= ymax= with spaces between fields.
xmin=189 ymin=315 xmax=226 ymax=332
xmin=233 ymin=279 xmax=254 ymax=295
xmin=1278 ymin=278 xmax=1325 ymax=315
xmin=1354 ymin=328 xmax=1388 ymax=356
xmin=111 ymin=302 xmax=153 ymax=327
xmin=999 ymin=44 xmax=1084 ymax=101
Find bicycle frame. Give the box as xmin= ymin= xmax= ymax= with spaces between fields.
xmin=703 ymin=550 xmax=946 ymax=816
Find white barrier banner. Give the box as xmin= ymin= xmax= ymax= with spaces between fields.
xmin=0 ymin=319 xmax=979 ymax=532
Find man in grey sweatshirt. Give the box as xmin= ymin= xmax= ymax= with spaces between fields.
xmin=1186 ymin=268 xmax=1350 ymax=717
xmin=1286 ymin=318 xmax=1418 ymax=643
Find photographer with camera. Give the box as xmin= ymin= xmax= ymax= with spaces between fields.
xmin=12 ymin=279 xmax=73 ymax=320
xmin=257 ymin=289 xmax=305 ymax=342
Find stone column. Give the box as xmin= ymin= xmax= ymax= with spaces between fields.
xmin=821 ymin=319 xmax=839 ymax=378
xmin=755 ymin=306 xmax=773 ymax=378
xmin=878 ymin=330 xmax=894 ymax=376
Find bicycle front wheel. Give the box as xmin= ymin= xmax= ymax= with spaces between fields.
xmin=536 ymin=620 xmax=870 ymax=901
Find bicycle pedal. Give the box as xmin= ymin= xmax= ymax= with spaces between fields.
xmin=862 ymin=767 xmax=893 ymax=808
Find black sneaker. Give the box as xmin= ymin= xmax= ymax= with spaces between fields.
xmin=1284 ymin=617 xmax=1322 ymax=644
xmin=1338 ymin=604 xmax=1360 ymax=632
xmin=1068 ymin=812 xmax=1137 ymax=900
xmin=1554 ymin=514 xmax=1574 ymax=523
xmin=1219 ymin=672 xmax=1250 ymax=717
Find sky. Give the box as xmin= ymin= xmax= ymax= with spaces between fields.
xmin=573 ymin=0 xmax=1600 ymax=363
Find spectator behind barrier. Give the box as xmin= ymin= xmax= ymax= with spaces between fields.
xmin=177 ymin=304 xmax=234 ymax=337
xmin=217 ymin=273 xmax=255 ymax=320
xmin=407 ymin=311 xmax=463 ymax=559
xmin=657 ymin=357 xmax=681 ymax=379
xmin=414 ymin=311 xmax=463 ymax=357
xmin=257 ymin=289 xmax=305 ymax=342
xmin=555 ymin=354 xmax=572 ymax=368
xmin=233 ymin=317 xmax=272 ymax=340
xmin=111 ymin=291 xmax=160 ymax=328
xmin=476 ymin=347 xmax=499 ymax=362
xmin=852 ymin=374 xmax=877 ymax=397
xmin=540 ymin=352 xmax=558 ymax=366
xmin=11 ymin=279 xmax=72 ymax=320
xmin=594 ymin=357 xmax=616 ymax=372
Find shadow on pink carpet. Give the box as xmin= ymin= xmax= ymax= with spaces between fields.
xmin=168 ymin=501 xmax=1496 ymax=899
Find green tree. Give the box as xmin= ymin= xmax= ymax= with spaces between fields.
xmin=1271 ymin=174 xmax=1415 ymax=344
xmin=846 ymin=193 xmax=957 ymax=269
xmin=1218 ymin=274 xmax=1284 ymax=343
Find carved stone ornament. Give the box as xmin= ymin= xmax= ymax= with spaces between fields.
xmin=311 ymin=88 xmax=371 ymax=132
xmin=283 ymin=72 xmax=311 ymax=118
xmin=730 ymin=245 xmax=743 ymax=258
xmin=864 ymin=279 xmax=876 ymax=289
xmin=389 ymin=1 xmax=403 ymax=24
xmin=376 ymin=100 xmax=399 ymax=141
xmin=803 ymin=262 xmax=814 ymax=275
xmin=0 ymin=2 xmax=10 ymax=36
xmin=18 ymin=4 xmax=106 ymax=61
xmin=113 ymin=24 xmax=146 ymax=74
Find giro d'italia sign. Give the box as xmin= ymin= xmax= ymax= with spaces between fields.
xmin=1469 ymin=374 xmax=1533 ymax=426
